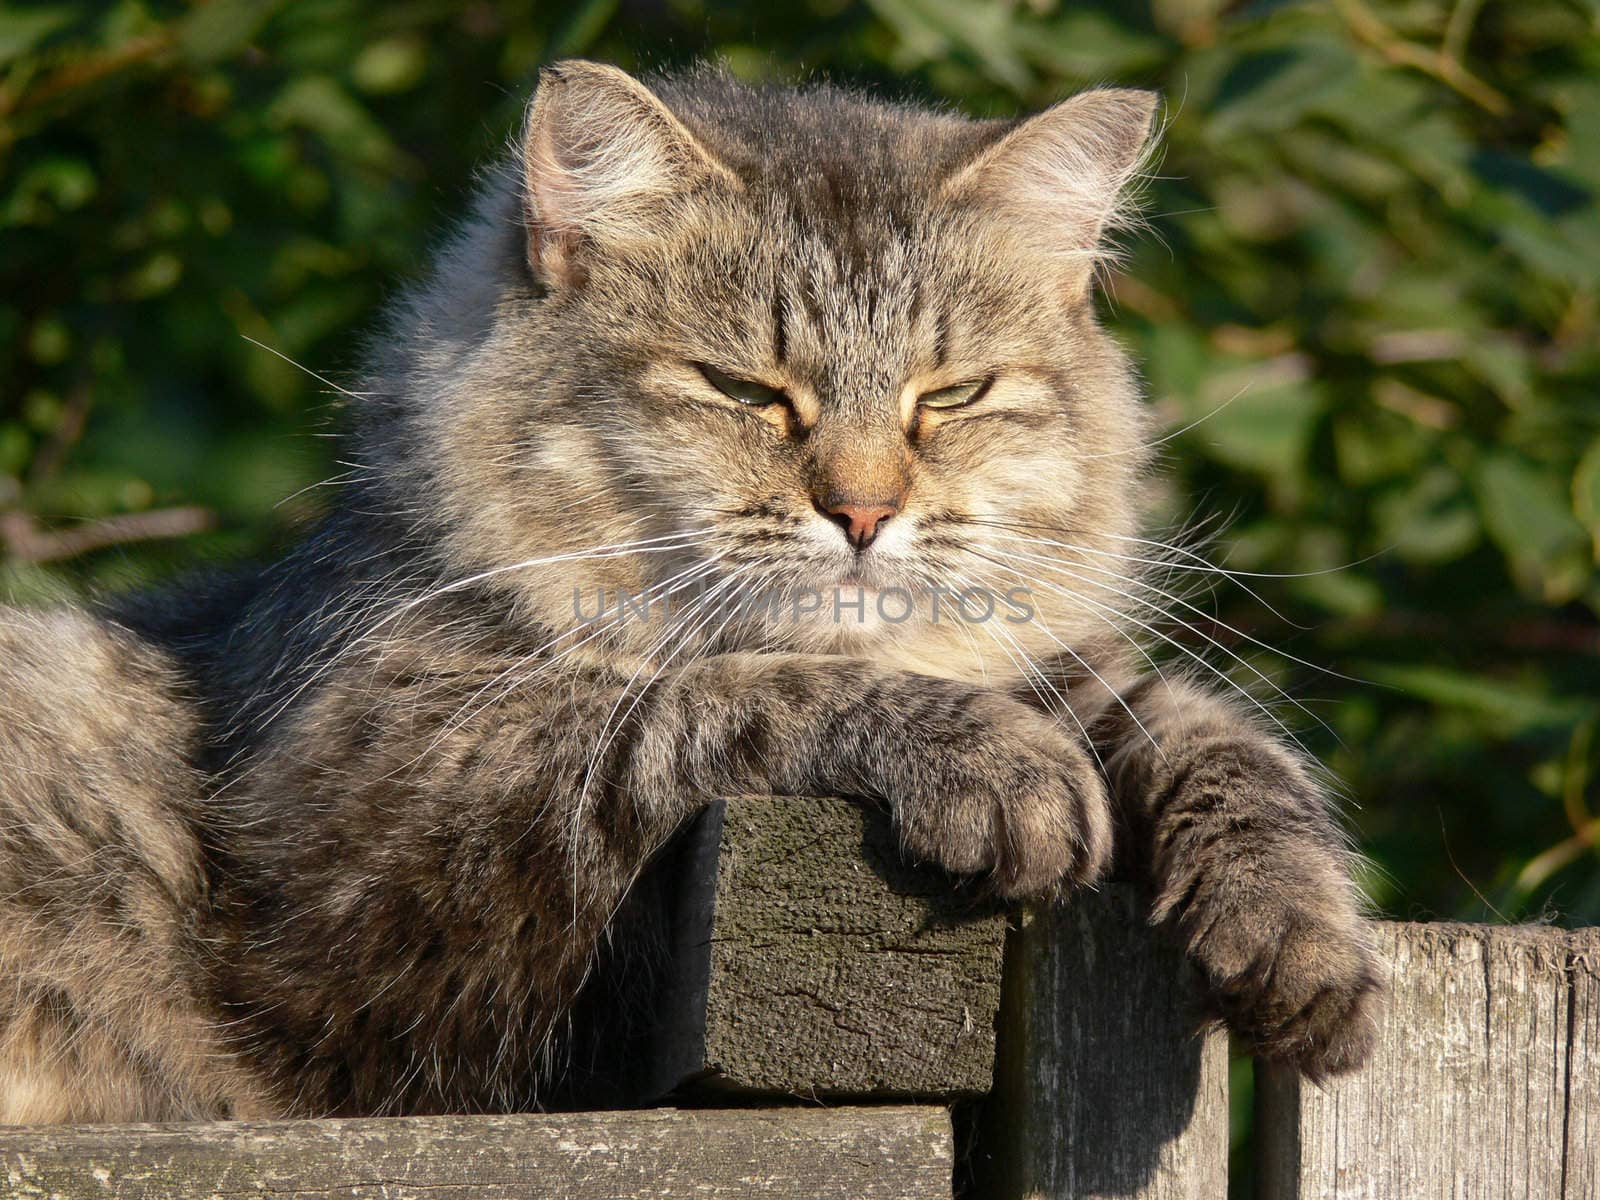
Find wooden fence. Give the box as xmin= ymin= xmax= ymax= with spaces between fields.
xmin=1 ymin=794 xmax=1596 ymax=1198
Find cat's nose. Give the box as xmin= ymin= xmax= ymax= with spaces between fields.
xmin=817 ymin=496 xmax=900 ymax=551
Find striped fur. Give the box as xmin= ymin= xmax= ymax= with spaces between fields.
xmin=0 ymin=63 xmax=1377 ymax=1120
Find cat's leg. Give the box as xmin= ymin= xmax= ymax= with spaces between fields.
xmin=0 ymin=608 xmax=276 ymax=1122
xmin=633 ymin=652 xmax=1115 ymax=897
xmin=1084 ymin=670 xmax=1382 ymax=1077
xmin=235 ymin=647 xmax=1114 ymax=1112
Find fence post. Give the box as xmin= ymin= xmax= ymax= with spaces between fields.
xmin=982 ymin=885 xmax=1231 ymax=1199
xmin=1256 ymin=922 xmax=1600 ymax=1199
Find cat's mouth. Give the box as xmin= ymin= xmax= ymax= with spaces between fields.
xmin=832 ymin=559 xmax=909 ymax=592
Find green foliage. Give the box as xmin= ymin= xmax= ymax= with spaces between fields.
xmin=3 ymin=0 xmax=1598 ymax=922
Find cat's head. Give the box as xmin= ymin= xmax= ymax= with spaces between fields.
xmin=372 ymin=62 xmax=1158 ymax=679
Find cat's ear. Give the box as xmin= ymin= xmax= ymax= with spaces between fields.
xmin=520 ymin=60 xmax=737 ymax=287
xmin=943 ymin=88 xmax=1158 ymax=283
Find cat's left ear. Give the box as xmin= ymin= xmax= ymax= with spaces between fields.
xmin=521 ymin=60 xmax=738 ymax=288
xmin=942 ymin=88 xmax=1158 ymax=283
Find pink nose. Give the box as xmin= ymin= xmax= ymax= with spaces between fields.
xmin=819 ymin=498 xmax=899 ymax=551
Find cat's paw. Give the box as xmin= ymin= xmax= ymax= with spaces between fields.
xmin=1174 ymin=878 xmax=1383 ymax=1079
xmin=1136 ymin=727 xmax=1383 ymax=1077
xmin=883 ymin=694 xmax=1111 ymax=899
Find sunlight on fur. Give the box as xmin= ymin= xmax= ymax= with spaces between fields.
xmin=0 ymin=61 xmax=1380 ymax=1121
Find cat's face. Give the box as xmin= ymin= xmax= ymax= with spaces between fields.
xmin=395 ymin=64 xmax=1157 ymax=680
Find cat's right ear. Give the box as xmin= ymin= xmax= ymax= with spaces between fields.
xmin=521 ymin=61 xmax=737 ymax=288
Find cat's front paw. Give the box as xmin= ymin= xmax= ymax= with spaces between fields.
xmin=1172 ymin=877 xmax=1383 ymax=1079
xmin=884 ymin=694 xmax=1112 ymax=900
xmin=1138 ymin=730 xmax=1384 ymax=1077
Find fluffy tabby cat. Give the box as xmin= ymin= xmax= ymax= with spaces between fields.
xmin=0 ymin=62 xmax=1380 ymax=1122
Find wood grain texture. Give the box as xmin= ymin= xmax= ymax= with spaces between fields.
xmin=1568 ymin=935 xmax=1599 ymax=1200
xmin=1257 ymin=922 xmax=1600 ymax=1199
xmin=653 ymin=796 xmax=1008 ymax=1100
xmin=983 ymin=886 xmax=1230 ymax=1200
xmin=0 ymin=1105 xmax=954 ymax=1199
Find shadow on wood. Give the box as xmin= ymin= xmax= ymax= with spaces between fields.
xmin=980 ymin=886 xmax=1230 ymax=1200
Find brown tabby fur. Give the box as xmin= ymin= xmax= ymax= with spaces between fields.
xmin=0 ymin=62 xmax=1380 ymax=1122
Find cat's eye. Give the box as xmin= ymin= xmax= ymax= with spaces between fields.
xmin=918 ymin=378 xmax=992 ymax=410
xmin=698 ymin=363 xmax=787 ymax=407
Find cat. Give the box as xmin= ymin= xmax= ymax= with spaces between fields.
xmin=0 ymin=61 xmax=1381 ymax=1122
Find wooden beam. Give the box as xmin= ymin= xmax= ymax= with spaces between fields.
xmin=981 ymin=886 xmax=1231 ymax=1199
xmin=651 ymin=795 xmax=1008 ymax=1100
xmin=1256 ymin=922 xmax=1600 ymax=1199
xmin=0 ymin=1105 xmax=955 ymax=1199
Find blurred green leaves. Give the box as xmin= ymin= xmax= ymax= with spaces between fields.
xmin=1474 ymin=451 xmax=1591 ymax=602
xmin=1 ymin=0 xmax=1597 ymax=923
xmin=0 ymin=7 xmax=75 ymax=66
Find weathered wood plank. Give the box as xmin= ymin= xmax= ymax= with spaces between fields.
xmin=1568 ymin=936 xmax=1599 ymax=1200
xmin=652 ymin=795 xmax=1007 ymax=1100
xmin=982 ymin=886 xmax=1230 ymax=1199
xmin=1258 ymin=922 xmax=1600 ymax=1199
xmin=0 ymin=1105 xmax=954 ymax=1199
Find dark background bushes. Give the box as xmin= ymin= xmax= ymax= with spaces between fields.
xmin=3 ymin=0 xmax=1598 ymax=926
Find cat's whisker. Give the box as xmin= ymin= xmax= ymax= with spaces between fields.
xmin=932 ymin=572 xmax=994 ymax=685
xmin=1104 ymin=529 xmax=1384 ymax=581
xmin=952 ymin=564 xmax=1160 ymax=760
xmin=974 ymin=552 xmax=1182 ymax=715
xmin=273 ymin=469 xmax=368 ymax=511
xmin=246 ymin=528 xmax=717 ymax=740
xmin=407 ymin=528 xmax=715 ymax=596
xmin=1075 ymin=382 xmax=1252 ymax=460
xmin=954 ymin=515 xmax=1318 ymax=633
xmin=563 ymin=561 xmax=766 ymax=919
xmin=239 ymin=334 xmax=383 ymax=401
xmin=568 ymin=565 xmax=751 ymax=816
xmin=491 ymin=551 xmax=733 ymax=695
xmin=1018 ymin=545 xmax=1370 ymax=690
xmin=969 ymin=546 xmax=1306 ymax=748
xmin=409 ymin=553 xmax=732 ymax=768
xmin=942 ymin=568 xmax=1114 ymax=769
xmin=983 ymin=542 xmax=1334 ymax=740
